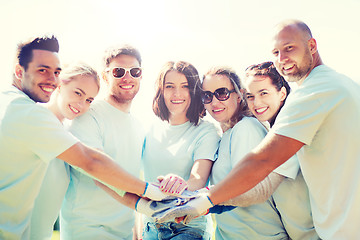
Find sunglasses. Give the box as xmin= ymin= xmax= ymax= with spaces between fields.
xmin=201 ymin=87 xmax=236 ymax=104
xmin=106 ymin=67 xmax=142 ymax=79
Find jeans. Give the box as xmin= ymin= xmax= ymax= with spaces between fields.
xmin=142 ymin=222 xmax=211 ymax=240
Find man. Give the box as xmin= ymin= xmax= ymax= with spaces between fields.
xmin=60 ymin=44 xmax=146 ymax=239
xmin=0 ymin=36 xmax=164 ymax=240
xmin=158 ymin=20 xmax=360 ymax=240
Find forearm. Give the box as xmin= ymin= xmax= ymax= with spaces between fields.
xmin=187 ymin=159 xmax=213 ymax=191
xmin=220 ymin=172 xmax=284 ymax=207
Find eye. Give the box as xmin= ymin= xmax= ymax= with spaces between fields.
xmin=75 ymin=91 xmax=82 ymax=97
xmin=285 ymin=46 xmax=293 ymax=51
xmin=86 ymin=99 xmax=93 ymax=104
xmin=182 ymin=85 xmax=189 ymax=89
xmin=272 ymin=50 xmax=279 ymax=57
xmin=165 ymin=85 xmax=173 ymax=89
xmin=260 ymin=91 xmax=268 ymax=96
xmin=38 ymin=68 xmax=47 ymax=74
xmin=54 ymin=70 xmax=61 ymax=77
xmin=246 ymin=95 xmax=254 ymax=100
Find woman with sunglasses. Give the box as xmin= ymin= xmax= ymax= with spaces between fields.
xmin=29 ymin=62 xmax=100 ymax=240
xmin=243 ymin=62 xmax=318 ymax=240
xmin=201 ymin=66 xmax=297 ymax=240
xmin=141 ymin=61 xmax=220 ymax=239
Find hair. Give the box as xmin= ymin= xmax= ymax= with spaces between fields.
xmin=203 ymin=66 xmax=252 ymax=128
xmin=244 ymin=61 xmax=291 ymax=126
xmin=16 ymin=35 xmax=59 ymax=70
xmin=153 ymin=61 xmax=205 ymax=125
xmin=102 ymin=44 xmax=142 ymax=68
xmin=244 ymin=61 xmax=291 ymax=101
xmin=60 ymin=62 xmax=100 ymax=90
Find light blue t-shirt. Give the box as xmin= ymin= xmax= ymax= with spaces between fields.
xmin=142 ymin=119 xmax=220 ymax=235
xmin=0 ymin=86 xmax=78 ymax=240
xmin=271 ymin=65 xmax=360 ymax=240
xmin=60 ymin=100 xmax=144 ymax=240
xmin=210 ymin=117 xmax=289 ymax=240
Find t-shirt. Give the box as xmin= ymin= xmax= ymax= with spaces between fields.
xmin=0 ymin=86 xmax=78 ymax=240
xmin=271 ymin=65 xmax=360 ymax=240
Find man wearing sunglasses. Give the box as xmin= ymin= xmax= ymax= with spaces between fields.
xmin=156 ymin=20 xmax=360 ymax=239
xmin=60 ymin=44 xmax=146 ymax=240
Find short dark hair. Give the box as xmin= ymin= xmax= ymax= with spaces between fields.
xmin=16 ymin=35 xmax=59 ymax=70
xmin=153 ymin=61 xmax=205 ymax=125
xmin=203 ymin=66 xmax=252 ymax=127
xmin=102 ymin=44 xmax=142 ymax=68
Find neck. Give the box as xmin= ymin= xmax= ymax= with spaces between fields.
xmin=105 ymin=95 xmax=132 ymax=113
xmin=44 ymin=91 xmax=65 ymax=122
xmin=169 ymin=114 xmax=188 ymax=126
xmin=297 ymin=53 xmax=324 ymax=86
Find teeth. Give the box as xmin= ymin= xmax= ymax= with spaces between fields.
xmin=171 ymin=100 xmax=185 ymax=104
xmin=40 ymin=86 xmax=55 ymax=93
xmin=256 ymin=107 xmax=268 ymax=114
xmin=69 ymin=105 xmax=80 ymax=113
xmin=213 ymin=108 xmax=224 ymax=113
xmin=120 ymin=85 xmax=133 ymax=89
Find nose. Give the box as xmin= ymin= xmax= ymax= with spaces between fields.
xmin=277 ymin=51 xmax=288 ymax=64
xmin=121 ymin=71 xmax=132 ymax=82
xmin=253 ymin=97 xmax=261 ymax=107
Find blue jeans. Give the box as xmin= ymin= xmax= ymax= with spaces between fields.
xmin=143 ymin=222 xmax=211 ymax=240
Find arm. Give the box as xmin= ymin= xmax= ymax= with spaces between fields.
xmin=220 ymin=172 xmax=284 ymax=206
xmin=57 ymin=142 xmax=167 ymax=200
xmin=209 ymin=133 xmax=304 ymax=205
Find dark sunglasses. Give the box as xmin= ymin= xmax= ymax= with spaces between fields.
xmin=106 ymin=67 xmax=142 ymax=79
xmin=201 ymin=87 xmax=236 ymax=104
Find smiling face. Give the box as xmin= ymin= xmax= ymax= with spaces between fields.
xmin=271 ymin=25 xmax=313 ymax=85
xmin=202 ymin=74 xmax=239 ymax=130
xmin=16 ymin=49 xmax=61 ymax=102
xmin=103 ymin=54 xmax=141 ymax=104
xmin=57 ymin=75 xmax=99 ymax=120
xmin=244 ymin=75 xmax=286 ymax=123
xmin=163 ymin=70 xmax=191 ymax=125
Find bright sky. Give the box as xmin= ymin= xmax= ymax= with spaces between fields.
xmin=1 ymin=0 xmax=359 ymax=129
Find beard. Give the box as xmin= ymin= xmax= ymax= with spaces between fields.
xmin=283 ymin=49 xmax=313 ymax=83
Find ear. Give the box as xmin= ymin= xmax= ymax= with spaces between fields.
xmin=308 ymin=38 xmax=317 ymax=55
xmin=237 ymin=89 xmax=244 ymax=104
xmin=14 ymin=64 xmax=24 ymax=80
xmin=102 ymin=71 xmax=109 ymax=85
xmin=279 ymin=86 xmax=287 ymax=102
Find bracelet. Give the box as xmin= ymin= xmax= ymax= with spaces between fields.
xmin=142 ymin=182 xmax=148 ymax=196
xmin=206 ymin=195 xmax=214 ymax=206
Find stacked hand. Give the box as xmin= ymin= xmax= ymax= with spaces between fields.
xmin=153 ymin=193 xmax=214 ymax=224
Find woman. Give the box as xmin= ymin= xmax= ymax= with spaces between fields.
xmin=30 ymin=62 xmax=100 ymax=240
xmin=202 ymin=66 xmax=294 ymax=240
xmin=243 ymin=61 xmax=318 ymax=240
xmin=141 ymin=61 xmax=220 ymax=239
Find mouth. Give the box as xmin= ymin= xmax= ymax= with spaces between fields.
xmin=69 ymin=105 xmax=80 ymax=114
xmin=282 ymin=64 xmax=295 ymax=74
xmin=255 ymin=106 xmax=268 ymax=115
xmin=120 ymin=84 xmax=134 ymax=90
xmin=39 ymin=84 xmax=56 ymax=94
xmin=212 ymin=108 xmax=225 ymax=114
xmin=171 ymin=100 xmax=185 ymax=104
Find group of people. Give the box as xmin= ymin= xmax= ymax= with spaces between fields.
xmin=0 ymin=19 xmax=359 ymax=240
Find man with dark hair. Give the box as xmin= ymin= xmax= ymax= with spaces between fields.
xmin=0 ymin=36 xmax=166 ymax=239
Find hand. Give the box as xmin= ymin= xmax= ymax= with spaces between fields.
xmin=158 ymin=174 xmax=188 ymax=196
xmin=153 ymin=194 xmax=213 ymax=223
xmin=142 ymin=182 xmax=169 ymax=201
xmin=135 ymin=197 xmax=189 ymax=217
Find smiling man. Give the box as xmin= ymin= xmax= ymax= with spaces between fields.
xmin=60 ymin=44 xmax=146 ymax=240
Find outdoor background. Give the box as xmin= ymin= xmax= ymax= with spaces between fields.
xmin=1 ymin=0 xmax=359 ymax=130
xmin=0 ymin=1 xmax=359 ymax=239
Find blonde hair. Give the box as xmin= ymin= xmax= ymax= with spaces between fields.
xmin=60 ymin=62 xmax=100 ymax=90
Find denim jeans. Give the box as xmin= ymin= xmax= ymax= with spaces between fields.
xmin=142 ymin=222 xmax=211 ymax=240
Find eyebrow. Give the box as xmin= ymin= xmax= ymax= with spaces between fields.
xmin=38 ymin=64 xmax=62 ymax=72
xmin=76 ymin=88 xmax=86 ymax=95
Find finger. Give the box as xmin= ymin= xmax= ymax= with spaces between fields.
xmin=173 ymin=181 xmax=188 ymax=195
xmin=157 ymin=176 xmax=164 ymax=183
xmin=160 ymin=177 xmax=171 ymax=191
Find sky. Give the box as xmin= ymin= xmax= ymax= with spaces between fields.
xmin=1 ymin=0 xmax=359 ymax=129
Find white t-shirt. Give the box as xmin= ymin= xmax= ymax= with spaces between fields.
xmin=271 ymin=65 xmax=360 ymax=240
xmin=0 ymin=86 xmax=78 ymax=240
xmin=60 ymin=99 xmax=144 ymax=240
xmin=142 ymin=119 xmax=220 ymax=234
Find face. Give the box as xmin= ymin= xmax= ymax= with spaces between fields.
xmin=57 ymin=75 xmax=99 ymax=120
xmin=16 ymin=49 xmax=61 ymax=102
xmin=163 ymin=70 xmax=191 ymax=124
xmin=103 ymin=54 xmax=141 ymax=103
xmin=271 ymin=25 xmax=313 ymax=85
xmin=202 ymin=74 xmax=239 ymax=126
xmin=244 ymin=75 xmax=286 ymax=123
